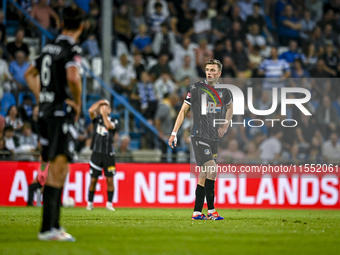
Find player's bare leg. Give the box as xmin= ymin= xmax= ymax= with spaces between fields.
xmin=106 ymin=176 xmax=115 ymax=211
xmin=39 ymin=155 xmax=75 ymax=241
xmin=87 ymin=177 xmax=98 ymax=210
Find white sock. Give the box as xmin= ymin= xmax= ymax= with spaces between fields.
xmin=106 ymin=201 xmax=112 ymax=206
xmin=208 ymin=209 xmax=216 ymax=214
xmin=88 ymin=202 xmax=93 ymax=206
xmin=193 ymin=211 xmax=202 ymax=216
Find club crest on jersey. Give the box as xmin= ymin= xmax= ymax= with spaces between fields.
xmin=205 ymin=102 xmax=222 ymax=113
xmin=218 ymin=91 xmax=223 ymax=98
xmin=204 ymin=149 xmax=210 ymax=155
xmin=186 ymin=92 xmax=191 ymax=99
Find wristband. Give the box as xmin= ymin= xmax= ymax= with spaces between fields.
xmin=171 ymin=132 xmax=177 ymax=136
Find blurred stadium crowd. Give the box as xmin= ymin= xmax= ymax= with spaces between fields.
xmin=0 ymin=0 xmax=340 ymax=164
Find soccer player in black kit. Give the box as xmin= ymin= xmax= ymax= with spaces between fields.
xmin=86 ymin=100 xmax=118 ymax=211
xmin=168 ymin=59 xmax=233 ymax=220
xmin=25 ymin=6 xmax=83 ymax=241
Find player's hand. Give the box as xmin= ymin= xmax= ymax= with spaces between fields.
xmin=168 ymin=134 xmax=177 ymax=148
xmin=100 ymin=99 xmax=110 ymax=106
xmin=65 ymin=99 xmax=81 ymax=122
xmin=218 ymin=126 xmax=229 ymax=138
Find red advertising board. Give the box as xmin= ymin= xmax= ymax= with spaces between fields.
xmin=0 ymin=161 xmax=339 ymax=209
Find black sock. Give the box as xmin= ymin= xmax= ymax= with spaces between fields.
xmin=27 ymin=182 xmax=42 ymax=206
xmin=193 ymin=184 xmax=205 ymax=212
xmin=88 ymin=191 xmax=95 ymax=202
xmin=53 ymin=188 xmax=63 ymax=230
xmin=41 ymin=185 xmax=61 ymax=233
xmin=107 ymin=191 xmax=114 ymax=202
xmin=205 ymin=179 xmax=215 ymax=210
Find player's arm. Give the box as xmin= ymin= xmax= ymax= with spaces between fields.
xmin=88 ymin=99 xmax=110 ymax=119
xmin=66 ymin=66 xmax=82 ymax=121
xmin=25 ymin=65 xmax=40 ymax=104
xmin=218 ymin=102 xmax=233 ymax=138
xmin=168 ymin=102 xmax=190 ymax=148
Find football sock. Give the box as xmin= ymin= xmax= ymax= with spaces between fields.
xmin=193 ymin=184 xmax=205 ymax=212
xmin=88 ymin=191 xmax=95 ymax=203
xmin=53 ymin=188 xmax=63 ymax=230
xmin=107 ymin=191 xmax=114 ymax=202
xmin=41 ymin=185 xmax=60 ymax=233
xmin=205 ymin=179 xmax=215 ymax=210
xmin=27 ymin=182 xmax=42 ymax=206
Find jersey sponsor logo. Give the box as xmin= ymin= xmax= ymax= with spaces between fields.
xmin=96 ymin=125 xmax=108 ymax=136
xmin=200 ymin=84 xmax=223 ymax=114
xmin=204 ymin=149 xmax=210 ymax=155
xmin=71 ymin=45 xmax=82 ymax=54
xmin=39 ymin=91 xmax=55 ymax=103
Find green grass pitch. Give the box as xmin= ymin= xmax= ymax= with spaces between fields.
xmin=0 ymin=207 xmax=339 ymax=255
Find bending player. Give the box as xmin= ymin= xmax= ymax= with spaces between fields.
xmin=168 ymin=59 xmax=233 ymax=220
xmin=86 ymin=100 xmax=118 ymax=211
xmin=25 ymin=6 xmax=83 ymax=241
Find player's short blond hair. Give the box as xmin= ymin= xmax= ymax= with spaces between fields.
xmin=205 ymin=59 xmax=222 ymax=71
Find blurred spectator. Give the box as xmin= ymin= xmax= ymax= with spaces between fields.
xmin=316 ymin=95 xmax=338 ymax=138
xmin=307 ymin=135 xmax=323 ymax=163
xmin=19 ymin=122 xmax=38 ymax=150
xmin=296 ymin=114 xmax=319 ymax=146
xmin=207 ymin=0 xmax=218 ymax=19
xmin=244 ymin=141 xmax=260 ymax=164
xmin=322 ymin=132 xmax=340 ymax=163
xmin=211 ymin=9 xmax=231 ymax=45
xmin=322 ymin=24 xmax=337 ymax=46
xmin=81 ymin=34 xmax=101 ymax=59
xmin=0 ymin=46 xmax=12 ymax=99
xmin=3 ymin=125 xmax=19 ymax=153
xmin=5 ymin=105 xmax=23 ymax=132
xmin=259 ymin=127 xmax=283 ymax=162
xmin=291 ymin=58 xmax=310 ymax=78
xmin=132 ymin=52 xmax=146 ymax=81
xmin=172 ymin=36 xmax=196 ymax=73
xmin=0 ymin=10 xmax=6 ymax=44
xmin=229 ymin=5 xmax=245 ymax=28
xmin=75 ymin=114 xmax=88 ymax=152
xmin=231 ymin=40 xmax=251 ymax=78
xmin=131 ymin=71 xmax=158 ymax=120
xmin=318 ymin=9 xmax=337 ymax=32
xmin=217 ymin=139 xmax=245 ymax=164
xmin=279 ymin=40 xmax=305 ymax=66
xmin=258 ymin=47 xmax=291 ymax=89
xmin=322 ymin=41 xmax=340 ymax=76
xmin=0 ymin=103 xmax=4 ymax=134
xmin=195 ymin=38 xmax=213 ymax=70
xmin=175 ymin=55 xmax=198 ymax=82
xmin=147 ymin=0 xmax=169 ymax=21
xmin=30 ymin=0 xmax=60 ymax=35
xmin=112 ymin=54 xmax=136 ymax=96
xmin=6 ymin=29 xmax=29 ymax=61
xmin=79 ymin=138 xmax=92 ymax=159
xmin=310 ymin=58 xmax=333 ymax=78
xmin=30 ymin=105 xmax=39 ymax=135
xmin=19 ymin=94 xmax=34 ymax=123
xmin=152 ymin=23 xmax=175 ymax=59
xmin=149 ymin=54 xmax=172 ymax=82
xmin=213 ymin=40 xmax=226 ymax=63
xmin=303 ymin=43 xmax=318 ymax=71
xmin=130 ymin=6 xmax=146 ymax=36
xmin=176 ymin=76 xmax=190 ymax=100
xmin=148 ymin=2 xmax=169 ymax=33
xmin=226 ymin=21 xmax=247 ymax=51
xmin=277 ymin=5 xmax=301 ymax=46
xmin=116 ymin=134 xmax=132 ymax=162
xmin=9 ymin=50 xmax=30 ymax=93
xmin=254 ymin=91 xmax=272 ymax=111
xmin=133 ymin=24 xmax=152 ymax=56
xmin=114 ymin=4 xmax=132 ymax=50
xmin=154 ymin=71 xmax=176 ymax=100
xmin=248 ymin=45 xmax=263 ymax=76
xmin=170 ymin=10 xmax=195 ymax=43
xmin=246 ymin=3 xmax=267 ymax=34
xmin=188 ymin=0 xmax=208 ymax=14
xmin=221 ymin=56 xmax=237 ymax=78
xmin=53 ymin=0 xmax=67 ymax=22
xmin=246 ymin=24 xmax=266 ymax=51
xmin=0 ymin=137 xmax=11 ymax=159
xmin=310 ymin=59 xmax=332 ymax=100
xmin=238 ymin=0 xmax=262 ymax=21
xmin=300 ymin=9 xmax=316 ymax=43
xmin=5 ymin=2 xmax=21 ymax=22
xmin=154 ymin=93 xmax=178 ymax=141
xmin=193 ymin=10 xmax=211 ymax=43
xmin=307 ymin=26 xmax=323 ymax=52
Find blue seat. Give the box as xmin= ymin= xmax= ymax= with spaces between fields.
xmin=86 ymin=94 xmax=101 ymax=102
xmin=18 ymin=92 xmax=36 ymax=105
xmin=0 ymin=92 xmax=17 ymax=116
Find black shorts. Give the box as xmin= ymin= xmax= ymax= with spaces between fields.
xmin=89 ymin=151 xmax=116 ymax=178
xmin=38 ymin=117 xmax=77 ymax=162
xmin=191 ymin=137 xmax=218 ymax=166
